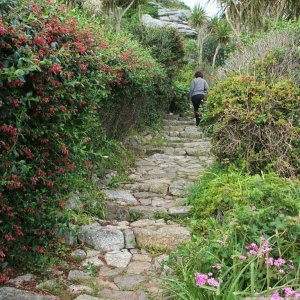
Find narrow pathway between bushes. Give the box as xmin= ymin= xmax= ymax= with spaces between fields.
xmin=0 ymin=115 xmax=212 ymax=300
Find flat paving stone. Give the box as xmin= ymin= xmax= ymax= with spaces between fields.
xmin=113 ymin=274 xmax=146 ymax=290
xmin=0 ymin=287 xmax=56 ymax=300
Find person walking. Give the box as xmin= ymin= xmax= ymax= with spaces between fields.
xmin=189 ymin=71 xmax=209 ymax=126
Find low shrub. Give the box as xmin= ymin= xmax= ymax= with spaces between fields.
xmin=165 ymin=165 xmax=300 ymax=299
xmin=203 ymin=76 xmax=300 ymax=177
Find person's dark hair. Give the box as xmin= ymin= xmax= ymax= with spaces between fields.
xmin=194 ymin=71 xmax=203 ymax=78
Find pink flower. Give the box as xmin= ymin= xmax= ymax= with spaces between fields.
xmin=265 ymin=257 xmax=274 ymax=266
xmin=282 ymin=287 xmax=294 ymax=297
xmin=294 ymin=292 xmax=300 ymax=299
xmin=207 ymin=278 xmax=219 ymax=287
xmin=249 ymin=250 xmax=257 ymax=256
xmin=274 ymin=258 xmax=285 ymax=267
xmin=270 ymin=291 xmax=284 ymax=300
xmin=195 ymin=273 xmax=208 ymax=286
xmin=239 ymin=255 xmax=247 ymax=260
xmin=212 ymin=263 xmax=221 ymax=270
xmin=251 ymin=243 xmax=259 ymax=252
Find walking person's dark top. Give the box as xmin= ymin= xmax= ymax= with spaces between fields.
xmin=189 ymin=71 xmax=209 ymax=126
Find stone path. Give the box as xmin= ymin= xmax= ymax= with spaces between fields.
xmin=1 ymin=115 xmax=212 ymax=300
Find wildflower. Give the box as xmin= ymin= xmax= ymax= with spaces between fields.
xmin=250 ymin=243 xmax=259 ymax=252
xmin=207 ymin=278 xmax=219 ymax=287
xmin=208 ymin=272 xmax=213 ymax=276
xmin=270 ymin=291 xmax=284 ymax=300
xmin=282 ymin=287 xmax=294 ymax=297
xmin=239 ymin=255 xmax=247 ymax=260
xmin=294 ymin=292 xmax=300 ymax=299
xmin=274 ymin=258 xmax=285 ymax=268
xmin=195 ymin=273 xmax=208 ymax=286
xmin=278 ymin=269 xmax=285 ymax=274
xmin=265 ymin=257 xmax=274 ymax=266
xmin=259 ymin=239 xmax=272 ymax=255
xmin=212 ymin=263 xmax=221 ymax=270
xmin=251 ymin=205 xmax=257 ymax=211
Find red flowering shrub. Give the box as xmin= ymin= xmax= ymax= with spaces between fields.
xmin=0 ymin=0 xmax=165 ymax=276
xmin=99 ymin=32 xmax=166 ymax=136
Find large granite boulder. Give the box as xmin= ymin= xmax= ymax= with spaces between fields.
xmin=142 ymin=5 xmax=197 ymax=38
xmin=133 ymin=224 xmax=190 ymax=251
xmin=78 ymin=224 xmax=124 ymax=252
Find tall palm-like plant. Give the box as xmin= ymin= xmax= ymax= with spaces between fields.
xmin=210 ymin=17 xmax=231 ymax=67
xmin=190 ymin=3 xmax=209 ymax=65
xmin=210 ymin=0 xmax=300 ymax=36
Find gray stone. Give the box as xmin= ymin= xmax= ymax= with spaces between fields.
xmin=148 ymin=180 xmax=170 ymax=195
xmin=98 ymin=267 xmax=125 ymax=277
xmin=113 ymin=274 xmax=146 ymax=290
xmin=102 ymin=190 xmax=139 ymax=205
xmin=99 ymin=289 xmax=147 ymax=300
xmin=168 ymin=206 xmax=192 ymax=217
xmin=82 ymin=255 xmax=104 ymax=267
xmin=168 ymin=179 xmax=188 ymax=196
xmin=86 ymin=249 xmax=101 ymax=258
xmin=124 ymin=229 xmax=136 ymax=249
xmin=36 ymin=279 xmax=61 ymax=290
xmin=105 ymin=250 xmax=132 ymax=268
xmin=151 ymin=198 xmax=177 ymax=208
xmin=132 ymin=254 xmax=152 ymax=262
xmin=141 ymin=14 xmax=196 ymax=37
xmin=134 ymin=225 xmax=190 ymax=251
xmin=97 ymin=279 xmax=119 ymax=290
xmin=71 ymin=249 xmax=87 ymax=260
xmin=67 ymin=192 xmax=82 ymax=209
xmin=67 ymin=270 xmax=91 ymax=281
xmin=153 ymin=254 xmax=170 ymax=271
xmin=129 ymin=206 xmax=167 ymax=218
xmin=97 ymin=171 xmax=117 ymax=187
xmin=63 ymin=224 xmax=78 ymax=246
xmin=78 ymin=224 xmax=124 ymax=252
xmin=124 ymin=136 xmax=145 ymax=153
xmin=0 ymin=287 xmax=56 ymax=300
xmin=68 ymin=284 xmax=93 ymax=294
xmin=127 ymin=261 xmax=152 ymax=274
xmin=74 ymin=295 xmax=105 ymax=300
xmin=8 ymin=274 xmax=35 ymax=286
xmin=105 ymin=203 xmax=130 ymax=222
xmin=130 ymin=249 xmax=139 ymax=254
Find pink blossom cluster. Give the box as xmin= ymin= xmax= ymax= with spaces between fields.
xmin=195 ymin=272 xmax=219 ymax=288
xmin=268 ymin=288 xmax=300 ymax=299
xmin=244 ymin=237 xmax=272 ymax=258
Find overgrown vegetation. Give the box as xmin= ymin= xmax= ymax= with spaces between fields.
xmin=0 ymin=0 xmax=182 ymax=277
xmin=165 ymin=5 xmax=300 ymax=300
xmin=203 ymin=76 xmax=300 ymax=177
xmin=165 ymin=164 xmax=300 ymax=299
